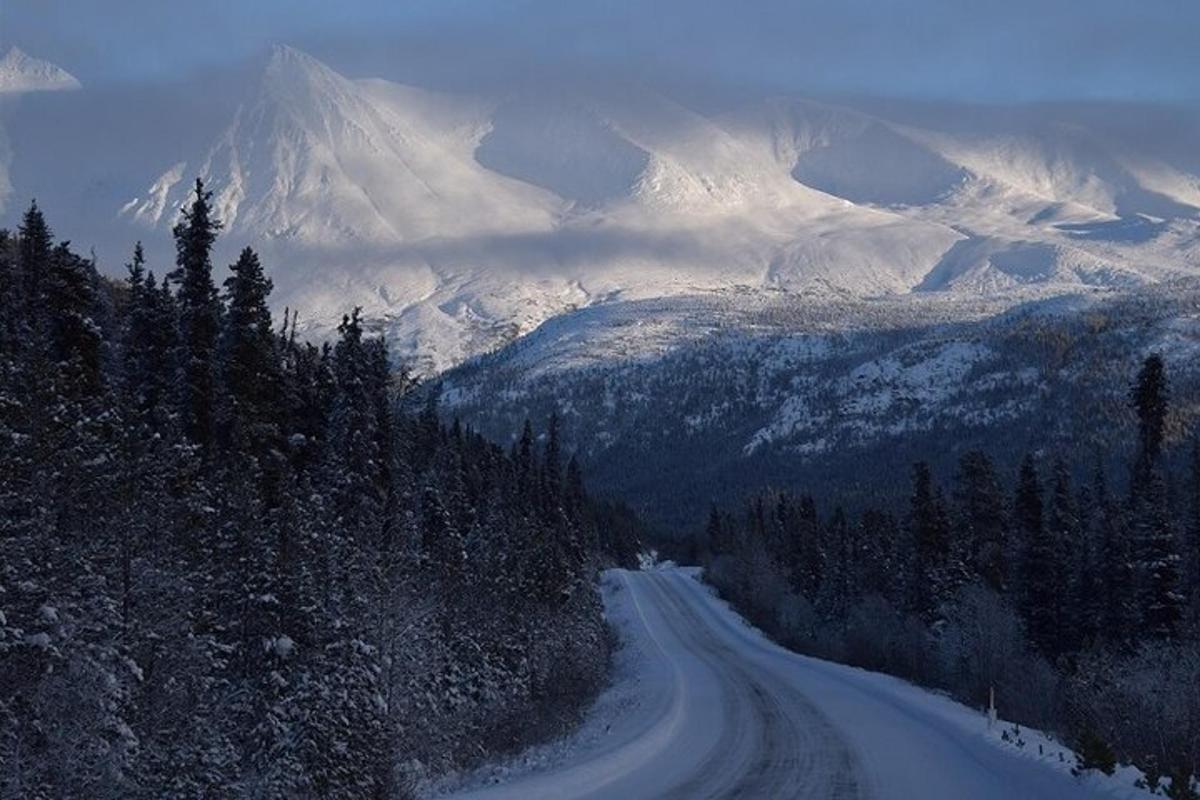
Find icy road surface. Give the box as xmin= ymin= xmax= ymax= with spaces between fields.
xmin=438 ymin=568 xmax=1139 ymax=800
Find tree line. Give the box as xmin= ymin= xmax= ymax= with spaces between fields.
xmin=0 ymin=182 xmax=637 ymax=798
xmin=700 ymin=353 xmax=1199 ymax=797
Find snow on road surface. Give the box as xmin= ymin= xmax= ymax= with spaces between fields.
xmin=434 ymin=567 xmax=1149 ymax=800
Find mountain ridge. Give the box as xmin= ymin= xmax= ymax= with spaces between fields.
xmin=3 ymin=45 xmax=1199 ymax=372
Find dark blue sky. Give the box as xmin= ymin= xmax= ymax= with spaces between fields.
xmin=4 ymin=0 xmax=1198 ymax=104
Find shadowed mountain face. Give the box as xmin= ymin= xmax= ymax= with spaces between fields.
xmin=477 ymin=95 xmax=652 ymax=208
xmin=1 ymin=46 xmax=1199 ymax=372
xmin=791 ymin=122 xmax=969 ymax=206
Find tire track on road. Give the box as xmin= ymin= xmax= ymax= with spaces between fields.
xmin=644 ymin=573 xmax=867 ymax=800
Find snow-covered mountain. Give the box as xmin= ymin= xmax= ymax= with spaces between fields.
xmin=99 ymin=46 xmax=1198 ymax=372
xmin=0 ymin=47 xmax=80 ymax=94
xmin=1 ymin=45 xmax=1198 ymax=372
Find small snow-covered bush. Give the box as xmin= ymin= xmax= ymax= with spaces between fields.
xmin=1067 ymin=640 xmax=1200 ymax=794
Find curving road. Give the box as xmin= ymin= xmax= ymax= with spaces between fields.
xmin=440 ymin=568 xmax=1127 ymax=800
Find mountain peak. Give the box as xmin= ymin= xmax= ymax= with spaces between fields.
xmin=0 ymin=46 xmax=81 ymax=93
xmin=255 ymin=43 xmax=354 ymax=110
xmin=262 ymin=44 xmax=339 ymax=85
xmin=266 ymin=43 xmax=321 ymax=70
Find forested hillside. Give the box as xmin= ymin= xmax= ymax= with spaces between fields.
xmin=436 ymin=287 xmax=1200 ymax=530
xmin=0 ymin=182 xmax=637 ymax=798
xmin=695 ymin=354 xmax=1200 ymax=794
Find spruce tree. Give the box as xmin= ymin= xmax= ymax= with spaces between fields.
xmin=516 ymin=418 xmax=536 ymax=496
xmin=121 ymin=244 xmax=178 ymax=423
xmin=1134 ymin=468 xmax=1184 ymax=639
xmin=909 ymin=461 xmax=950 ymax=619
xmin=1092 ymin=461 xmax=1136 ymax=643
xmin=706 ymin=503 xmax=727 ymax=556
xmin=564 ymin=454 xmax=586 ymax=521
xmin=1072 ymin=480 xmax=1102 ymax=648
xmin=858 ymin=508 xmax=900 ymax=602
xmin=171 ymin=178 xmax=222 ymax=450
xmin=18 ymin=200 xmax=52 ymax=316
xmin=1131 ymin=353 xmax=1168 ymax=468
xmin=43 ymin=243 xmax=104 ymax=396
xmin=796 ymin=495 xmax=825 ymax=602
xmin=1014 ymin=454 xmax=1058 ymax=655
xmin=542 ymin=411 xmax=563 ymax=505
xmin=953 ymin=450 xmax=1009 ymax=592
xmin=1128 ymin=355 xmax=1184 ymax=638
xmin=121 ymin=243 xmax=150 ymax=406
xmin=422 ymin=485 xmax=465 ymax=586
xmin=220 ymin=246 xmax=282 ymax=476
xmin=817 ymin=506 xmax=853 ymax=621
xmin=326 ymin=308 xmax=386 ymax=547
xmin=1044 ymin=459 xmax=1077 ymax=653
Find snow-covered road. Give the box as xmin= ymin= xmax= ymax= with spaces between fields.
xmin=438 ymin=568 xmax=1139 ymax=799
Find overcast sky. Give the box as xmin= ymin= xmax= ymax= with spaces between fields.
xmin=3 ymin=0 xmax=1198 ymax=103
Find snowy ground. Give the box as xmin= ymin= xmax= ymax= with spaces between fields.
xmin=428 ymin=566 xmax=1156 ymax=800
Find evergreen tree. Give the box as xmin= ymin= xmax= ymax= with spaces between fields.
xmin=1091 ymin=461 xmax=1137 ymax=644
xmin=795 ymin=495 xmax=825 ymax=601
xmin=1043 ymin=459 xmax=1077 ymax=653
xmin=220 ymin=247 xmax=283 ymax=487
xmin=1131 ymin=353 xmax=1168 ymax=468
xmin=516 ymin=417 xmax=536 ymax=494
xmin=953 ymin=450 xmax=1009 ymax=592
xmin=858 ymin=508 xmax=900 ymax=602
xmin=326 ymin=308 xmax=387 ymax=552
xmin=1014 ymin=454 xmax=1059 ymax=655
xmin=542 ymin=411 xmax=563 ymax=505
xmin=1134 ymin=468 xmax=1184 ymax=639
xmin=43 ymin=243 xmax=104 ymax=395
xmin=1014 ymin=454 xmax=1044 ymax=546
xmin=171 ymin=178 xmax=223 ymax=450
xmin=121 ymin=244 xmax=178 ymax=423
xmin=909 ymin=462 xmax=950 ymax=619
xmin=705 ymin=504 xmax=728 ymax=556
xmin=17 ymin=199 xmax=52 ymax=316
xmin=1127 ymin=355 xmax=1184 ymax=639
xmin=126 ymin=240 xmax=146 ymax=295
xmin=564 ymin=454 xmax=586 ymax=521
xmin=817 ymin=506 xmax=853 ymax=621
xmin=1071 ymin=480 xmax=1102 ymax=648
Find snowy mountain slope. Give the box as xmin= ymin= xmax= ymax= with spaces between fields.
xmin=435 ymin=281 xmax=1200 ymax=525
xmin=112 ymin=48 xmax=971 ymax=370
xmin=737 ymin=97 xmax=1200 ymax=291
xmin=0 ymin=47 xmax=80 ymax=94
xmin=125 ymin=46 xmax=561 ymax=245
xmin=1 ymin=45 xmax=1197 ymax=371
